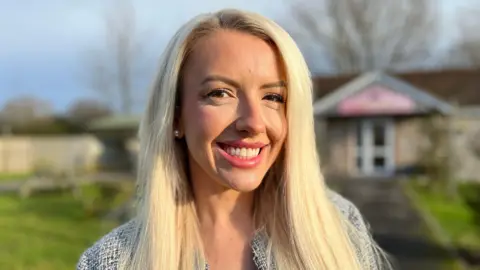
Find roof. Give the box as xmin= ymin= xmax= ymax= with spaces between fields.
xmin=88 ymin=115 xmax=141 ymax=131
xmin=313 ymin=72 xmax=454 ymax=116
xmin=313 ymin=68 xmax=480 ymax=106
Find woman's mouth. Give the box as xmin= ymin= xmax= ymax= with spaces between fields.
xmin=216 ymin=142 xmax=267 ymax=168
xmin=224 ymin=146 xmax=261 ymax=159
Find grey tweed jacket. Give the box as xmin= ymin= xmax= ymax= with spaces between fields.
xmin=76 ymin=191 xmax=381 ymax=270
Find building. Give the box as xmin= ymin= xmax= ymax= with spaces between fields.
xmin=88 ymin=115 xmax=139 ymax=173
xmin=313 ymin=69 xmax=480 ymax=180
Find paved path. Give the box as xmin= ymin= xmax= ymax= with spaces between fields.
xmin=331 ymin=177 xmax=460 ymax=270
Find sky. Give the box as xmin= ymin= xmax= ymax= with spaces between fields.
xmin=0 ymin=0 xmax=474 ymax=112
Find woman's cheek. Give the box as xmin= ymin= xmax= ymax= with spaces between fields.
xmin=262 ymin=108 xmax=287 ymax=141
xmin=191 ymin=105 xmax=237 ymax=137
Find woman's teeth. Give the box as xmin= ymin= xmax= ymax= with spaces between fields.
xmin=225 ymin=147 xmax=261 ymax=159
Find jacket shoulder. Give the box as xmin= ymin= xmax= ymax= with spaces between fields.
xmin=328 ymin=190 xmax=387 ymax=269
xmin=76 ymin=220 xmax=136 ymax=270
xmin=327 ymin=189 xmax=370 ymax=232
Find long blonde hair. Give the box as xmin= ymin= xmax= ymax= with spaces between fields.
xmin=120 ymin=9 xmax=388 ymax=270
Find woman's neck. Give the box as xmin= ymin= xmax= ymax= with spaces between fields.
xmin=193 ymin=180 xmax=255 ymax=230
xmin=192 ymin=179 xmax=257 ymax=270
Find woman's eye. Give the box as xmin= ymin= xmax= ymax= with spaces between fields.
xmin=206 ymin=89 xmax=231 ymax=99
xmin=263 ymin=94 xmax=285 ymax=103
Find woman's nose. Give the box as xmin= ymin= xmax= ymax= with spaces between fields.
xmin=235 ymin=99 xmax=266 ymax=135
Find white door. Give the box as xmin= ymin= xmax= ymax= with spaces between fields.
xmin=355 ymin=118 xmax=395 ymax=176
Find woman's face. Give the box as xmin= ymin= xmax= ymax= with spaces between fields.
xmin=178 ymin=30 xmax=287 ymax=192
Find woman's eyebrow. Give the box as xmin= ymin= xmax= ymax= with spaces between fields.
xmin=261 ymin=81 xmax=286 ymax=89
xmin=201 ymin=75 xmax=240 ymax=88
xmin=201 ymin=75 xmax=286 ymax=90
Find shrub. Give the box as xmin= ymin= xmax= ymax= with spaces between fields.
xmin=10 ymin=117 xmax=84 ymax=135
xmin=458 ymin=183 xmax=480 ymax=226
xmin=417 ymin=115 xmax=457 ymax=196
xmin=32 ymin=159 xmax=57 ymax=178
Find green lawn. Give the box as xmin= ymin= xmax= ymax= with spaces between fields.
xmin=0 ymin=192 xmax=118 ymax=270
xmin=0 ymin=173 xmax=31 ymax=183
xmin=407 ymin=182 xmax=480 ymax=251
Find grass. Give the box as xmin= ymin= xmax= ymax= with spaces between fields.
xmin=0 ymin=192 xmax=118 ymax=270
xmin=407 ymin=181 xmax=480 ymax=251
xmin=0 ymin=173 xmax=31 ymax=183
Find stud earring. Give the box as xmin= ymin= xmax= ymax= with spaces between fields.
xmin=174 ymin=130 xmax=180 ymax=138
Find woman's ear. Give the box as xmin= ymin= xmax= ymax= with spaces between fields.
xmin=174 ymin=105 xmax=184 ymax=139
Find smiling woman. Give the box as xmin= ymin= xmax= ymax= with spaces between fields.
xmin=76 ymin=9 xmax=391 ymax=270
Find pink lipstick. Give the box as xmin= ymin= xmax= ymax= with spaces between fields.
xmin=216 ymin=140 xmax=268 ymax=169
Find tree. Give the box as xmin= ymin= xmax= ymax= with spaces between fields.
xmin=456 ymin=3 xmax=480 ymax=67
xmin=0 ymin=97 xmax=81 ymax=135
xmin=84 ymin=0 xmax=144 ymax=114
xmin=418 ymin=116 xmax=452 ymax=191
xmin=460 ymin=38 xmax=480 ymax=67
xmin=470 ymin=130 xmax=480 ymax=159
xmin=67 ymin=99 xmax=112 ymax=125
xmin=287 ymin=0 xmax=438 ymax=73
xmin=0 ymin=96 xmax=53 ymax=126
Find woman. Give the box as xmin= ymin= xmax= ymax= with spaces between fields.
xmin=77 ymin=9 xmax=390 ymax=270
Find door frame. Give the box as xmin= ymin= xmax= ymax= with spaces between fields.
xmin=354 ymin=117 xmax=395 ymax=177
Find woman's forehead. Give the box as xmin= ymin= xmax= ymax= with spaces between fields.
xmin=182 ymin=30 xmax=286 ymax=83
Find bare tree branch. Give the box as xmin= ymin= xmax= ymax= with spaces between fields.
xmin=83 ymin=0 xmax=143 ymax=114
xmin=457 ymin=3 xmax=480 ymax=67
xmin=288 ymin=0 xmax=438 ymax=73
xmin=82 ymin=48 xmax=115 ymax=109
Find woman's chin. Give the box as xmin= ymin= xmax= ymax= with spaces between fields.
xmin=214 ymin=165 xmax=267 ymax=193
xmin=222 ymin=176 xmax=263 ymax=193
